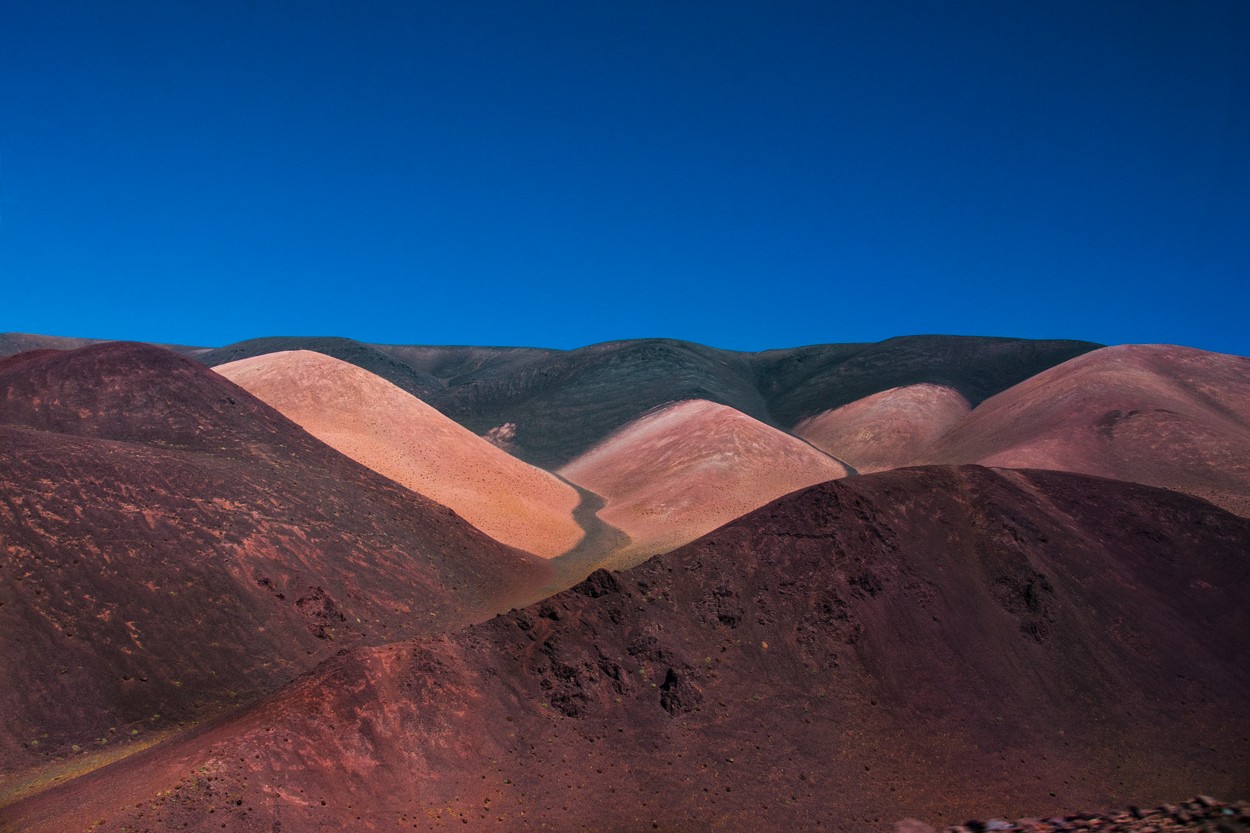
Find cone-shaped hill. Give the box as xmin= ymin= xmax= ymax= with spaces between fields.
xmin=794 ymin=383 xmax=971 ymax=472
xmin=559 ymin=399 xmax=849 ymax=565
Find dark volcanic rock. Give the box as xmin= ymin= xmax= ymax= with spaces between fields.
xmin=9 ymin=466 xmax=1247 ymax=832
xmin=0 ymin=342 xmax=553 ymax=781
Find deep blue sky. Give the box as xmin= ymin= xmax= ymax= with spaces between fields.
xmin=2 ymin=1 xmax=1247 ymax=353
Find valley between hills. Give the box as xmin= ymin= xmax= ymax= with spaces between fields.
xmin=0 ymin=332 xmax=1247 ymax=833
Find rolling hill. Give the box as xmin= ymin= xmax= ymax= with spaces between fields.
xmin=0 ymin=343 xmax=553 ymax=788
xmin=559 ymin=399 xmax=850 ymax=565
xmin=920 ymin=344 xmax=1250 ymax=516
xmin=214 ymin=350 xmax=587 ymax=558
xmin=793 ymin=383 xmax=971 ymax=472
xmin=6 ymin=466 xmax=1246 ymax=832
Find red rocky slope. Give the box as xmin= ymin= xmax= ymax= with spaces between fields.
xmin=0 ymin=343 xmax=553 ymax=786
xmin=7 ymin=465 xmax=1248 ymax=832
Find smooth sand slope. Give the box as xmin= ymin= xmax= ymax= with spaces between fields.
xmin=559 ymin=399 xmax=848 ymax=564
xmin=920 ymin=344 xmax=1250 ymax=516
xmin=8 ymin=467 xmax=1248 ymax=833
xmin=216 ymin=351 xmax=584 ymax=558
xmin=794 ymin=383 xmax=970 ymax=472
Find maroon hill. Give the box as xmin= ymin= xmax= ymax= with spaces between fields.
xmin=0 ymin=343 xmax=553 ymax=786
xmin=7 ymin=465 xmax=1247 ymax=832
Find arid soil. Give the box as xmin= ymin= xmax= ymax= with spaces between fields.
xmin=559 ymin=399 xmax=849 ymax=564
xmin=795 ymin=383 xmax=970 ymax=471
xmin=215 ymin=350 xmax=586 ymax=557
xmin=0 ymin=343 xmax=553 ymax=786
xmin=6 ymin=332 xmax=1099 ymax=468
xmin=6 ymin=466 xmax=1246 ymax=833
xmin=920 ymin=345 xmax=1250 ymax=516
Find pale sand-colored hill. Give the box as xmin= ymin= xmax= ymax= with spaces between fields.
xmin=794 ymin=383 xmax=971 ymax=473
xmin=216 ymin=351 xmax=584 ymax=557
xmin=920 ymin=344 xmax=1250 ymax=517
xmin=559 ymin=399 xmax=849 ymax=565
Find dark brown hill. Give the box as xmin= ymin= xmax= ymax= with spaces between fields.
xmin=0 ymin=343 xmax=553 ymax=786
xmin=9 ymin=466 xmax=1247 ymax=832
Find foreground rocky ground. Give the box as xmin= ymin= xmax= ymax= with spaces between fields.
xmin=900 ymin=796 xmax=1250 ymax=832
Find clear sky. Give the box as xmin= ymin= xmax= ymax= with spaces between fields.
xmin=2 ymin=1 xmax=1247 ymax=353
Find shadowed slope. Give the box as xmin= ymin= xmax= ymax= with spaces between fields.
xmin=559 ymin=399 xmax=850 ymax=566
xmin=215 ymin=351 xmax=585 ymax=558
xmin=794 ymin=383 xmax=971 ymax=472
xmin=753 ymin=335 xmax=1099 ymax=427
xmin=198 ymin=336 xmax=444 ymax=398
xmin=369 ymin=343 xmax=560 ymax=386
xmin=424 ymin=338 xmax=773 ymax=468
xmin=0 ymin=343 xmax=553 ymax=782
xmin=424 ymin=336 xmax=1099 ymax=468
xmin=921 ymin=344 xmax=1250 ymax=516
xmin=8 ymin=466 xmax=1247 ymax=833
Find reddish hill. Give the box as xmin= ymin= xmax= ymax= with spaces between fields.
xmin=920 ymin=344 xmax=1250 ymax=516
xmin=794 ymin=383 xmax=970 ymax=472
xmin=0 ymin=343 xmax=553 ymax=787
xmin=10 ymin=466 xmax=1247 ymax=832
xmin=559 ymin=399 xmax=849 ymax=565
xmin=215 ymin=351 xmax=585 ymax=558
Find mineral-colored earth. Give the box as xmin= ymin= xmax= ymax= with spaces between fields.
xmin=6 ymin=466 xmax=1246 ymax=833
xmin=216 ymin=350 xmax=585 ymax=557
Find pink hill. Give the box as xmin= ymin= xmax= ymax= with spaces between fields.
xmin=559 ymin=399 xmax=848 ymax=564
xmin=216 ymin=351 xmax=584 ymax=558
xmin=920 ymin=344 xmax=1250 ymax=516
xmin=794 ymin=383 xmax=970 ymax=472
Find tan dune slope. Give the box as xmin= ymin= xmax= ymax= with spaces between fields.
xmin=794 ymin=383 xmax=971 ymax=472
xmin=216 ymin=351 xmax=584 ymax=557
xmin=559 ymin=399 xmax=848 ymax=565
xmin=920 ymin=344 xmax=1250 ymax=516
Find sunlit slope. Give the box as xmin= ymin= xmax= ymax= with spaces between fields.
xmin=216 ymin=350 xmax=585 ymax=557
xmin=920 ymin=344 xmax=1250 ymax=516
xmin=794 ymin=383 xmax=970 ymax=472
xmin=559 ymin=399 xmax=848 ymax=564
